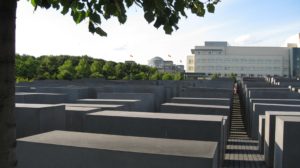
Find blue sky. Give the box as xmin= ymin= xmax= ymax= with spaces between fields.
xmin=16 ymin=0 xmax=300 ymax=66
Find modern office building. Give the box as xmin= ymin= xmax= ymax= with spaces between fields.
xmin=186 ymin=40 xmax=300 ymax=78
xmin=148 ymin=56 xmax=185 ymax=73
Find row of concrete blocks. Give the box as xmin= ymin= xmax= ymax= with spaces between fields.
xmin=239 ymin=79 xmax=300 ymax=168
xmin=16 ymin=96 xmax=232 ymax=168
xmin=240 ymin=82 xmax=300 ymax=138
xmin=16 ymin=109 xmax=228 ymax=167
xmin=258 ymin=111 xmax=300 ymax=168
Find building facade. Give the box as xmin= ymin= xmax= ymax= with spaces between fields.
xmin=187 ymin=41 xmax=300 ymax=77
xmin=148 ymin=56 xmax=185 ymax=73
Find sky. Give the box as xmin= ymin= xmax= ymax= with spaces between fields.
xmin=16 ymin=0 xmax=300 ymax=66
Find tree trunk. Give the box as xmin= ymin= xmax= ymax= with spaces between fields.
xmin=0 ymin=0 xmax=17 ymax=168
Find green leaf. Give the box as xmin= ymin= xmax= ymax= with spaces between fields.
xmin=88 ymin=22 xmax=96 ymax=33
xmin=61 ymin=6 xmax=69 ymax=15
xmin=41 ymin=0 xmax=51 ymax=9
xmin=144 ymin=11 xmax=155 ymax=23
xmin=77 ymin=2 xmax=85 ymax=10
xmin=125 ymin=0 xmax=134 ymax=7
xmin=163 ymin=24 xmax=173 ymax=34
xmin=76 ymin=11 xmax=86 ymax=24
xmin=118 ymin=15 xmax=127 ymax=24
xmin=31 ymin=0 xmax=37 ymax=9
xmin=95 ymin=27 xmax=107 ymax=36
xmin=207 ymin=4 xmax=215 ymax=13
xmin=90 ymin=12 xmax=101 ymax=24
xmin=153 ymin=17 xmax=164 ymax=28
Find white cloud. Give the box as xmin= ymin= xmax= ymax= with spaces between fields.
xmin=233 ymin=34 xmax=252 ymax=45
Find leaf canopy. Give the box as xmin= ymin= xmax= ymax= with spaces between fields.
xmin=30 ymin=0 xmax=220 ymax=36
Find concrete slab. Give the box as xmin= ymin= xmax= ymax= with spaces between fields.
xmin=17 ymin=131 xmax=218 ymax=168
xmin=62 ymin=103 xmax=125 ymax=110
xmin=85 ymin=110 xmax=225 ymax=166
xmin=170 ymin=97 xmax=231 ymax=106
xmin=251 ymin=103 xmax=300 ymax=139
xmin=264 ymin=111 xmax=300 ymax=167
xmin=15 ymin=103 xmax=65 ymax=138
xmin=160 ymin=103 xmax=230 ymax=116
xmin=274 ymin=116 xmax=300 ymax=168
xmin=65 ymin=106 xmax=101 ymax=131
xmin=77 ymin=99 xmax=143 ymax=111
xmin=15 ymin=92 xmax=68 ymax=104
xmin=179 ymin=87 xmax=233 ymax=98
xmin=96 ymin=85 xmax=165 ymax=111
xmin=97 ymin=92 xmax=155 ymax=111
xmin=258 ymin=115 xmax=265 ymax=154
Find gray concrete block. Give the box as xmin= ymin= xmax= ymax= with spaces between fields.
xmin=15 ymin=92 xmax=68 ymax=104
xmin=65 ymin=106 xmax=101 ymax=131
xmin=170 ymin=97 xmax=231 ymax=106
xmin=248 ymin=99 xmax=300 ymax=131
xmin=258 ymin=115 xmax=265 ymax=154
xmin=84 ymin=111 xmax=225 ymax=166
xmin=251 ymin=103 xmax=300 ymax=139
xmin=160 ymin=103 xmax=230 ymax=116
xmin=62 ymin=103 xmax=125 ymax=110
xmin=35 ymin=86 xmax=91 ymax=102
xmin=274 ymin=116 xmax=300 ymax=168
xmin=264 ymin=111 xmax=300 ymax=167
xmin=179 ymin=87 xmax=233 ymax=98
xmin=77 ymin=99 xmax=143 ymax=111
xmin=97 ymin=92 xmax=155 ymax=112
xmin=17 ymin=131 xmax=218 ymax=168
xmin=96 ymin=85 xmax=165 ymax=111
xmin=15 ymin=103 xmax=66 ymax=138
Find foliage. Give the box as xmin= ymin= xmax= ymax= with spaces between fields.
xmin=75 ymin=56 xmax=91 ymax=78
xmin=57 ymin=59 xmax=76 ymax=80
xmin=162 ymin=72 xmax=173 ymax=80
xmin=229 ymin=73 xmax=237 ymax=82
xmin=173 ymin=72 xmax=183 ymax=80
xmin=16 ymin=77 xmax=34 ymax=83
xmin=30 ymin=0 xmax=220 ymax=36
xmin=210 ymin=73 xmax=219 ymax=80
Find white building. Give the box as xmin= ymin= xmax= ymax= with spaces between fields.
xmin=187 ymin=41 xmax=300 ymax=77
xmin=148 ymin=56 xmax=185 ymax=73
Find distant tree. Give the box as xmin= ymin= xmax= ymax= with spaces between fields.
xmin=150 ymin=72 xmax=161 ymax=80
xmin=90 ymin=60 xmax=104 ymax=78
xmin=75 ymin=57 xmax=91 ymax=78
xmin=102 ymin=61 xmax=116 ymax=78
xmin=15 ymin=55 xmax=39 ymax=79
xmin=173 ymin=72 xmax=183 ymax=80
xmin=115 ymin=63 xmax=126 ymax=79
xmin=229 ymin=73 xmax=237 ymax=82
xmin=162 ymin=72 xmax=174 ymax=80
xmin=211 ymin=73 xmax=219 ymax=80
xmin=133 ymin=72 xmax=147 ymax=80
xmin=57 ymin=60 xmax=76 ymax=80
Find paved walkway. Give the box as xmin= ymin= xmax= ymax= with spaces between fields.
xmin=223 ymin=94 xmax=266 ymax=168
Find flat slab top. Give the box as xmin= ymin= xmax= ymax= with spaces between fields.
xmin=259 ymin=115 xmax=265 ymax=119
xmin=62 ymin=103 xmax=124 ymax=108
xmin=277 ymin=116 xmax=300 ymax=122
xmin=250 ymin=98 xmax=300 ymax=102
xmin=78 ymin=99 xmax=139 ymax=102
xmin=88 ymin=111 xmax=224 ymax=121
xmin=18 ymin=131 xmax=217 ymax=158
xmin=65 ymin=106 xmax=100 ymax=112
xmin=162 ymin=103 xmax=230 ymax=109
xmin=254 ymin=103 xmax=300 ymax=107
xmin=172 ymin=97 xmax=230 ymax=101
xmin=15 ymin=92 xmax=65 ymax=96
xmin=16 ymin=103 xmax=64 ymax=109
xmin=265 ymin=111 xmax=300 ymax=116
